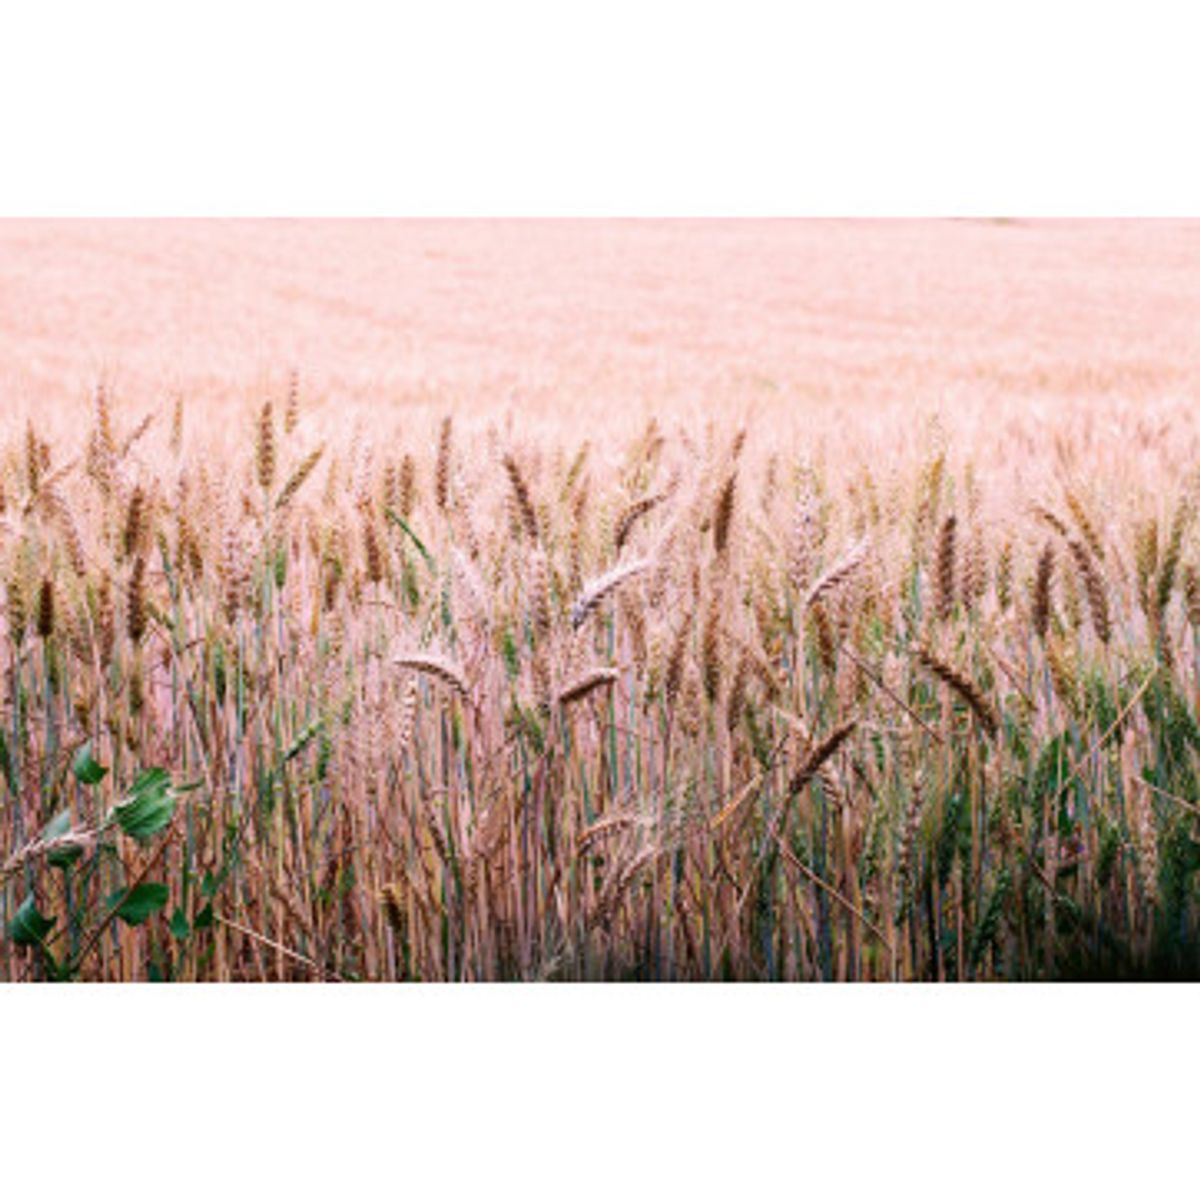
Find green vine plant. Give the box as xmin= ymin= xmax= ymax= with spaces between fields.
xmin=2 ymin=743 xmax=203 ymax=981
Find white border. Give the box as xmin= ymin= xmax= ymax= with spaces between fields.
xmin=3 ymin=984 xmax=1195 ymax=1195
xmin=1 ymin=2 xmax=1198 ymax=215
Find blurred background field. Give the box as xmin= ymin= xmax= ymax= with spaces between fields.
xmin=3 ymin=219 xmax=1197 ymax=431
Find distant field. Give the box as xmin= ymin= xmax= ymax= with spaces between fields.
xmin=2 ymin=219 xmax=1197 ymax=431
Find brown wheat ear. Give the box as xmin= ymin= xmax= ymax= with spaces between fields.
xmin=1032 ymin=542 xmax=1054 ymax=640
xmin=805 ymin=536 xmax=869 ymax=610
xmin=614 ymin=490 xmax=668 ymax=553
xmin=1067 ymin=538 xmax=1110 ymax=643
xmin=256 ymin=401 xmax=276 ymax=492
xmin=393 ymin=653 xmax=469 ymax=698
xmin=712 ymin=472 xmax=737 ymax=557
xmin=435 ymin=416 xmax=453 ymax=512
xmin=503 ymin=453 xmax=539 ymax=543
xmin=914 ymin=645 xmax=999 ymax=740
xmin=935 ymin=513 xmax=956 ymax=621
xmin=558 ymin=667 xmax=619 ymax=707
xmin=788 ymin=719 xmax=857 ymax=796
xmin=570 ymin=558 xmax=651 ymax=630
xmin=127 ymin=556 xmax=147 ymax=644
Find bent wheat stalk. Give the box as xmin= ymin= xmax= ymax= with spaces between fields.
xmin=558 ymin=667 xmax=619 ymax=707
xmin=804 ymin=537 xmax=869 ymax=609
xmin=1 ymin=828 xmax=99 ymax=881
xmin=788 ymin=719 xmax=858 ymax=796
xmin=393 ymin=653 xmax=469 ymax=697
xmin=914 ymin=646 xmax=999 ymax=740
xmin=570 ymin=558 xmax=652 ymax=630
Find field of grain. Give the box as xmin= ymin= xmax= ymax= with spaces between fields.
xmin=2 ymin=219 xmax=1199 ymax=981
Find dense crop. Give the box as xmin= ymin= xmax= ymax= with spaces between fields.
xmin=3 ymin=382 xmax=1200 ymax=980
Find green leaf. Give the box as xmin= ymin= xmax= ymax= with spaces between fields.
xmin=169 ymin=906 xmax=190 ymax=942
xmin=43 ymin=810 xmax=84 ymax=868
xmin=107 ymin=882 xmax=170 ymax=926
xmin=112 ymin=768 xmax=175 ymax=842
xmin=193 ymin=902 xmax=214 ymax=930
xmin=9 ymin=894 xmax=56 ymax=946
xmin=317 ymin=730 xmax=331 ymax=781
xmin=200 ymin=872 xmax=217 ymax=898
xmin=384 ymin=508 xmax=435 ymax=569
xmin=400 ymin=557 xmax=420 ymax=610
xmin=501 ymin=628 xmax=520 ymax=680
xmin=72 ymin=741 xmax=108 ymax=786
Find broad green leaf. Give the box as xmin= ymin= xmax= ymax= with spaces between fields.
xmin=43 ymin=809 xmax=72 ymax=839
xmin=107 ymin=882 xmax=170 ymax=926
xmin=42 ymin=810 xmax=84 ymax=868
xmin=72 ymin=741 xmax=108 ymax=786
xmin=193 ymin=902 xmax=214 ymax=930
xmin=9 ymin=894 xmax=56 ymax=946
xmin=112 ymin=768 xmax=175 ymax=842
xmin=169 ymin=906 xmax=190 ymax=942
xmin=200 ymin=872 xmax=217 ymax=899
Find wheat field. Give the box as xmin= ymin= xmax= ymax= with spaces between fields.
xmin=3 ymin=220 xmax=1199 ymax=981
